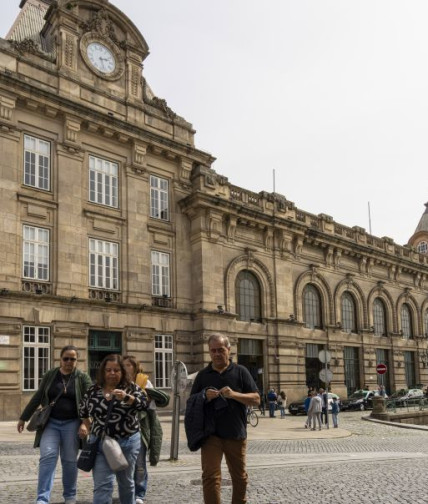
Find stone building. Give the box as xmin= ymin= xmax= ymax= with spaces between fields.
xmin=0 ymin=0 xmax=428 ymax=420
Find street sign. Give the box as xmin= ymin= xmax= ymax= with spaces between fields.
xmin=319 ymin=368 xmax=333 ymax=383
xmin=318 ymin=350 xmax=331 ymax=364
xmin=376 ymin=363 xmax=387 ymax=375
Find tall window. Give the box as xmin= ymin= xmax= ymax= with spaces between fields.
xmin=404 ymin=351 xmax=416 ymax=388
xmin=417 ymin=241 xmax=428 ymax=254
xmin=341 ymin=292 xmax=357 ymax=333
xmin=89 ymin=239 xmax=119 ymax=290
xmin=89 ymin=155 xmax=118 ymax=207
xmin=24 ymin=134 xmax=50 ymax=191
xmin=401 ymin=304 xmax=413 ymax=339
xmin=344 ymin=346 xmax=360 ymax=396
xmin=235 ymin=270 xmax=261 ymax=322
xmin=151 ymin=251 xmax=170 ymax=297
xmin=303 ymin=284 xmax=322 ymax=329
xmin=154 ymin=334 xmax=173 ymax=388
xmin=150 ymin=175 xmax=169 ymax=220
xmin=373 ymin=298 xmax=386 ymax=336
xmin=23 ymin=326 xmax=50 ymax=390
xmin=23 ymin=225 xmax=49 ymax=280
xmin=424 ymin=310 xmax=428 ymax=337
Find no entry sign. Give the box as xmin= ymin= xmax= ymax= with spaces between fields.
xmin=376 ymin=363 xmax=387 ymax=375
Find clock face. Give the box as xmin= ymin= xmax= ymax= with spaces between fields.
xmin=87 ymin=42 xmax=116 ymax=74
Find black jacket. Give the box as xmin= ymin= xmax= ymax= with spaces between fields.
xmin=184 ymin=389 xmax=216 ymax=452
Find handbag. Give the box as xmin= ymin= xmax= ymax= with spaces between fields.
xmin=27 ymin=388 xmax=64 ymax=432
xmin=102 ymin=435 xmax=129 ymax=472
xmin=77 ymin=436 xmax=100 ymax=472
xmin=95 ymin=396 xmax=129 ymax=472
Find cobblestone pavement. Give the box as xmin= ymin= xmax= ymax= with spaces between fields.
xmin=2 ymin=413 xmax=428 ymax=503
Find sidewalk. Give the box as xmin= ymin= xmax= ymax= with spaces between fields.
xmin=1 ymin=412 xmax=351 ymax=444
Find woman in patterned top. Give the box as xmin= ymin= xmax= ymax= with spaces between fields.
xmin=79 ymin=354 xmax=147 ymax=504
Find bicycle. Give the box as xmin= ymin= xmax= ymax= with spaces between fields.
xmin=246 ymin=407 xmax=259 ymax=427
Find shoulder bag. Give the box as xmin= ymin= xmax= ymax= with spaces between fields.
xmin=99 ymin=396 xmax=129 ymax=472
xmin=27 ymin=387 xmax=64 ymax=432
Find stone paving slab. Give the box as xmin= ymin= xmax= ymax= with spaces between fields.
xmin=2 ymin=412 xmax=428 ymax=503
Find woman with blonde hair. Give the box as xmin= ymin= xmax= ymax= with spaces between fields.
xmin=123 ymin=355 xmax=162 ymax=504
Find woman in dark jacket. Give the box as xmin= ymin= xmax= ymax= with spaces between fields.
xmin=17 ymin=345 xmax=92 ymax=504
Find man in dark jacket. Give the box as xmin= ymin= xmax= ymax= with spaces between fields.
xmin=188 ymin=333 xmax=260 ymax=504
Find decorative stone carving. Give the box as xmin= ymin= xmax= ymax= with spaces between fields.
xmin=0 ymin=94 xmax=16 ymax=123
xmin=80 ymin=9 xmax=126 ymax=49
xmin=65 ymin=33 xmax=74 ymax=68
xmin=142 ymin=78 xmax=176 ymax=119
xmin=9 ymin=38 xmax=40 ymax=55
xmin=131 ymin=65 xmax=140 ymax=96
xmin=64 ymin=117 xmax=81 ymax=144
xmin=133 ymin=141 xmax=147 ymax=168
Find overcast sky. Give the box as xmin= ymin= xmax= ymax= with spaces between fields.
xmin=3 ymin=0 xmax=428 ymax=245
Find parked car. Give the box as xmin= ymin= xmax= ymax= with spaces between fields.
xmin=288 ymin=393 xmax=340 ymax=415
xmin=341 ymin=390 xmax=379 ymax=411
xmin=388 ymin=388 xmax=424 ymax=407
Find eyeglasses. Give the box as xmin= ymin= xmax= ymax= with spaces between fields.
xmin=62 ymin=357 xmax=77 ymax=362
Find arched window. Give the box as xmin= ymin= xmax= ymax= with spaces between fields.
xmin=303 ymin=284 xmax=322 ymax=329
xmin=235 ymin=270 xmax=261 ymax=322
xmin=424 ymin=310 xmax=428 ymax=338
xmin=373 ymin=298 xmax=387 ymax=336
xmin=417 ymin=241 xmax=428 ymax=254
xmin=341 ymin=292 xmax=357 ymax=333
xmin=401 ymin=304 xmax=413 ymax=339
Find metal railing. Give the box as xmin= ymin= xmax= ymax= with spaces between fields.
xmin=385 ymin=397 xmax=428 ymax=413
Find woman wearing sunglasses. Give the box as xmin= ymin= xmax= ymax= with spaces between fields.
xmin=17 ymin=345 xmax=92 ymax=504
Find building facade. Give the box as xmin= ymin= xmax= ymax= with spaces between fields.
xmin=1 ymin=0 xmax=428 ymax=420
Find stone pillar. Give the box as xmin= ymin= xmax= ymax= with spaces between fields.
xmin=370 ymin=396 xmax=389 ymax=420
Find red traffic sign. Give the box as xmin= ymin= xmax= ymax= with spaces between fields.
xmin=376 ymin=363 xmax=387 ymax=375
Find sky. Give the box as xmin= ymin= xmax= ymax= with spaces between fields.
xmin=2 ymin=0 xmax=428 ymax=245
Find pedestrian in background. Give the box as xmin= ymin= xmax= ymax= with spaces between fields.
xmin=278 ymin=391 xmax=287 ymax=418
xmin=307 ymin=391 xmax=322 ymax=431
xmin=319 ymin=388 xmax=328 ymax=424
xmin=17 ymin=345 xmax=92 ymax=504
xmin=304 ymin=392 xmax=312 ymax=429
xmin=123 ymin=355 xmax=164 ymax=504
xmin=267 ymin=388 xmax=278 ymax=418
xmin=331 ymin=396 xmax=340 ymax=428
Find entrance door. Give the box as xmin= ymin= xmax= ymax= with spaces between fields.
xmin=237 ymin=339 xmax=263 ymax=391
xmin=88 ymin=330 xmax=122 ymax=381
xmin=305 ymin=343 xmax=324 ymax=390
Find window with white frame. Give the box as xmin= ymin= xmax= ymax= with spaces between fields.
xmin=24 ymin=134 xmax=50 ymax=191
xmin=89 ymin=155 xmax=119 ymax=208
xmin=417 ymin=241 xmax=428 ymax=254
xmin=89 ymin=239 xmax=119 ymax=290
xmin=151 ymin=251 xmax=170 ymax=297
xmin=150 ymin=175 xmax=169 ymax=220
xmin=154 ymin=334 xmax=173 ymax=388
xmin=23 ymin=326 xmax=50 ymax=390
xmin=23 ymin=225 xmax=49 ymax=280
